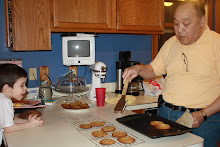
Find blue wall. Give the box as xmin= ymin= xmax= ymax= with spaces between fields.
xmin=0 ymin=0 xmax=152 ymax=88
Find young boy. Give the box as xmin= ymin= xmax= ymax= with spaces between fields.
xmin=0 ymin=64 xmax=44 ymax=146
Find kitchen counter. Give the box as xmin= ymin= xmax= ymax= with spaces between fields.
xmin=5 ymin=96 xmax=203 ymax=147
xmin=107 ymin=92 xmax=158 ymax=111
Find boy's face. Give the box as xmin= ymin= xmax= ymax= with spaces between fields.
xmin=9 ymin=77 xmax=27 ymax=101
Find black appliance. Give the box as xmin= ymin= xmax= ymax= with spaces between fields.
xmin=115 ymin=51 xmax=142 ymax=96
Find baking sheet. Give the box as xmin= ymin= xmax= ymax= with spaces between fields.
xmin=116 ymin=113 xmax=192 ymax=139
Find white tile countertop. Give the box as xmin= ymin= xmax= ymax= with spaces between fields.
xmin=5 ymin=96 xmax=204 ymax=147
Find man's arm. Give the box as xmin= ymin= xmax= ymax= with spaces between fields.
xmin=191 ymin=96 xmax=220 ymax=128
xmin=203 ymin=96 xmax=220 ymax=117
xmin=139 ymin=64 xmax=158 ymax=80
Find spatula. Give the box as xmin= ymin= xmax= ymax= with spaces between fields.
xmin=114 ymin=76 xmax=130 ymax=113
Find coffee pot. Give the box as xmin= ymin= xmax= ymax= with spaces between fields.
xmin=115 ymin=51 xmax=142 ymax=96
xmin=125 ymin=61 xmax=142 ymax=96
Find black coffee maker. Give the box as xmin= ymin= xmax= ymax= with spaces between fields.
xmin=115 ymin=51 xmax=142 ymax=96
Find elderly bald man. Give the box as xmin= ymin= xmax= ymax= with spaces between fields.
xmin=123 ymin=1 xmax=220 ymax=147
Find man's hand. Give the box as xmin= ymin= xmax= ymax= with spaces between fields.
xmin=191 ymin=111 xmax=204 ymax=128
xmin=122 ymin=65 xmax=141 ymax=83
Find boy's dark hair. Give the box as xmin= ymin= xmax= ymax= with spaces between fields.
xmin=0 ymin=63 xmax=27 ymax=92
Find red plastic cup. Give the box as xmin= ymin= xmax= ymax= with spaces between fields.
xmin=95 ymin=88 xmax=106 ymax=107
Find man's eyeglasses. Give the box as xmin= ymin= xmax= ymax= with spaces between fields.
xmin=182 ymin=53 xmax=189 ymax=72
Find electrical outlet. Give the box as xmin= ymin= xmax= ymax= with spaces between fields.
xmin=29 ymin=68 xmax=37 ymax=80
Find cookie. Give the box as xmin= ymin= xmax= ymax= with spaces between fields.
xmin=155 ymin=123 xmax=171 ymax=130
xmin=62 ymin=101 xmax=90 ymax=110
xmin=101 ymin=126 xmax=116 ymax=132
xmin=112 ymin=131 xmax=127 ymax=137
xmin=71 ymin=105 xmax=83 ymax=109
xmin=80 ymin=123 xmax=92 ymax=129
xmin=150 ymin=121 xmax=164 ymax=126
xmin=92 ymin=131 xmax=108 ymax=137
xmin=18 ymin=110 xmax=42 ymax=119
xmin=73 ymin=101 xmax=83 ymax=105
xmin=61 ymin=103 xmax=72 ymax=109
xmin=117 ymin=136 xmax=135 ymax=144
xmin=80 ymin=103 xmax=89 ymax=109
xmin=90 ymin=121 xmax=106 ymax=126
xmin=69 ymin=102 xmax=82 ymax=108
xmin=100 ymin=138 xmax=116 ymax=145
xmin=69 ymin=103 xmax=77 ymax=108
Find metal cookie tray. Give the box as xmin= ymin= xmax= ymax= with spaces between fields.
xmin=116 ymin=113 xmax=192 ymax=139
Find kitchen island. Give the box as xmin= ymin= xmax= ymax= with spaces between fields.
xmin=5 ymin=96 xmax=203 ymax=147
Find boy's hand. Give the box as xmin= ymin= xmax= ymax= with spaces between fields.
xmin=28 ymin=114 xmax=33 ymax=121
xmin=28 ymin=115 xmax=44 ymax=127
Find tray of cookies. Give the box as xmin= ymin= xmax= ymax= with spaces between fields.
xmin=116 ymin=113 xmax=192 ymax=139
xmin=60 ymin=114 xmax=145 ymax=146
